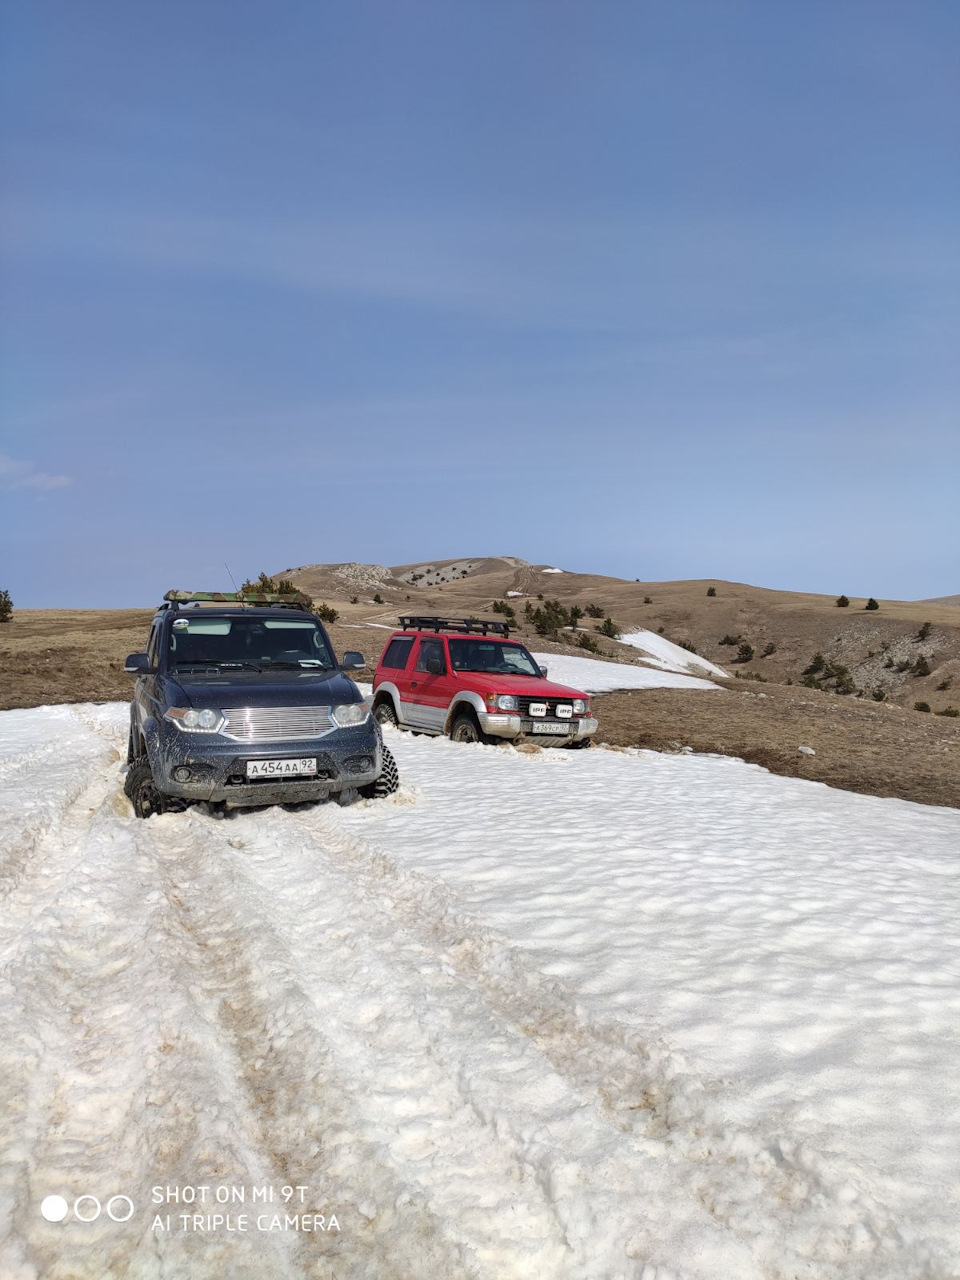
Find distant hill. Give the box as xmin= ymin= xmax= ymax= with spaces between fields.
xmin=917 ymin=594 xmax=960 ymax=606
xmin=276 ymin=556 xmax=960 ymax=712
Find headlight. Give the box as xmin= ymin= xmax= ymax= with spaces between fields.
xmin=332 ymin=702 xmax=370 ymax=728
xmin=572 ymin=699 xmax=588 ymax=715
xmin=496 ymin=694 xmax=518 ymax=711
xmin=164 ymin=707 xmax=223 ymax=733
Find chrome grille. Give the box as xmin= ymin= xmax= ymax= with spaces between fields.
xmin=220 ymin=706 xmax=334 ymax=743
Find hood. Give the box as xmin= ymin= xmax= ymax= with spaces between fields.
xmin=169 ymin=668 xmax=362 ymax=709
xmin=455 ymin=671 xmax=589 ymax=700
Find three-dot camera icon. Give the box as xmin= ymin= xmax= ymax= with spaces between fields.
xmin=41 ymin=1194 xmax=134 ymax=1224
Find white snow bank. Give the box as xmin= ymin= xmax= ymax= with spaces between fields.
xmin=618 ymin=628 xmax=729 ymax=678
xmin=533 ymin=650 xmax=720 ymax=693
xmin=541 ymin=567 xmax=564 ymax=573
xmin=2 ymin=703 xmax=958 ymax=1279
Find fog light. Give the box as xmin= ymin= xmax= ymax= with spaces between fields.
xmin=345 ymin=755 xmax=373 ymax=774
xmin=173 ymin=766 xmax=192 ymax=782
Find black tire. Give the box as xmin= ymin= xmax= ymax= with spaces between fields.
xmin=124 ymin=757 xmax=170 ymax=819
xmin=567 ymin=737 xmax=593 ymax=750
xmin=359 ymin=744 xmax=400 ymax=799
xmin=450 ymin=712 xmax=492 ymax=745
xmin=374 ymin=699 xmax=399 ymax=728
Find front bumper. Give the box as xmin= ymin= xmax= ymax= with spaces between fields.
xmin=478 ymin=712 xmax=599 ymax=744
xmin=150 ymin=722 xmax=381 ymax=807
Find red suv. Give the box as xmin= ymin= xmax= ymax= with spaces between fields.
xmin=372 ymin=617 xmax=598 ymax=748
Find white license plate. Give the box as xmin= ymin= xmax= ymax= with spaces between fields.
xmin=531 ymin=722 xmax=570 ymax=735
xmin=246 ymin=758 xmax=317 ymax=778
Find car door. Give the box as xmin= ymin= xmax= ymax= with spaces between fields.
xmin=406 ymin=636 xmax=453 ymax=731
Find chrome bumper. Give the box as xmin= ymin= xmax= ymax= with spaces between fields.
xmin=477 ymin=713 xmax=599 ymax=742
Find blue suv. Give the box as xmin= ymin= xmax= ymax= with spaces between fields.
xmin=123 ymin=590 xmax=398 ymax=817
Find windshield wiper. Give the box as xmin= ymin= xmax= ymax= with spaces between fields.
xmin=264 ymin=661 xmax=333 ymax=670
xmin=175 ymin=660 xmax=264 ymax=672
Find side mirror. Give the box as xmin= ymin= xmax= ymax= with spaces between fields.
xmin=425 ymin=657 xmax=444 ymax=675
xmin=538 ymin=665 xmax=548 ymax=677
xmin=341 ymin=650 xmax=366 ymax=670
xmin=124 ymin=653 xmax=155 ymax=675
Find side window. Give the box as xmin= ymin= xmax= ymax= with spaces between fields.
xmin=381 ymin=636 xmax=414 ymax=670
xmin=416 ymin=638 xmax=447 ymax=675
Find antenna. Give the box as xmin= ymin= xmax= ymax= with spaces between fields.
xmin=224 ymin=562 xmax=246 ymax=607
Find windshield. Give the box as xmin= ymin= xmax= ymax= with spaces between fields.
xmin=448 ymin=639 xmax=541 ymax=677
xmin=168 ymin=616 xmax=334 ymax=670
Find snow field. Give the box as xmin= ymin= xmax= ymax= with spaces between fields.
xmin=1 ymin=704 xmax=958 ymax=1279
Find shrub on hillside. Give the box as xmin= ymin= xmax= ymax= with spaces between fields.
xmin=569 ymin=605 xmax=583 ymax=629
xmin=914 ymin=701 xmax=931 ymax=713
xmin=0 ymin=589 xmax=11 ymax=623
xmin=373 ymin=593 xmax=383 ymax=604
xmin=240 ymin=572 xmax=312 ymax=607
xmin=836 ymin=595 xmax=850 ymax=607
xmin=734 ymin=641 xmax=754 ymax=663
xmin=643 ymin=595 xmax=652 ymax=604
xmin=800 ymin=674 xmax=821 ymax=689
xmin=530 ymin=599 xmax=571 ymax=636
xmin=936 ymin=706 xmax=959 ymax=718
xmin=350 ymin=595 xmax=359 ymax=604
xmin=585 ymin=603 xmax=604 ymax=618
xmin=936 ymin=678 xmax=952 ymax=691
xmin=678 ymin=639 xmax=699 ymax=654
xmin=314 ymin=602 xmax=339 ymax=623
xmin=865 ymin=598 xmax=880 ymax=611
xmin=719 ymin=633 xmax=742 ymax=646
xmin=706 ymin=586 xmax=716 ymax=597
xmin=492 ymin=600 xmax=517 ymax=622
xmin=872 ymin=688 xmax=886 ymax=701
xmin=761 ymin=642 xmax=777 ymax=657
xmin=803 ymin=652 xmax=825 ymax=675
xmin=918 ymin=621 xmax=933 ymax=641
xmin=913 ymin=655 xmax=932 ymax=678
xmin=596 ymin=616 xmax=620 ymax=639
xmin=577 ymin=633 xmax=600 ymax=653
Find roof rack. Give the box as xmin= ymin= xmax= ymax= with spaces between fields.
xmin=160 ymin=590 xmax=313 ymax=612
xmin=398 ymin=615 xmax=513 ymax=636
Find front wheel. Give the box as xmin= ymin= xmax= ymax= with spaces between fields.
xmin=450 ymin=713 xmax=493 ymax=745
xmin=124 ymin=757 xmax=170 ymax=819
xmin=359 ymin=744 xmax=399 ymax=799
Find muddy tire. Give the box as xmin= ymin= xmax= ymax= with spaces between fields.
xmin=124 ymin=757 xmax=171 ymax=819
xmin=374 ymin=699 xmax=399 ymax=728
xmin=360 ymin=744 xmax=399 ymax=799
xmin=450 ymin=712 xmax=493 ymax=745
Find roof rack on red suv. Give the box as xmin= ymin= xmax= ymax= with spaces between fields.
xmin=372 ymin=617 xmax=597 ymax=748
xmin=397 ymin=615 xmax=513 ymax=636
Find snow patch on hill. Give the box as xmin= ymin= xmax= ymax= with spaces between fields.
xmin=533 ymin=651 xmax=720 ymax=693
xmin=618 ymin=628 xmax=729 ymax=678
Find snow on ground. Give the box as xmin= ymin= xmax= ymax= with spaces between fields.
xmin=617 ymin=629 xmax=729 ymax=679
xmin=1 ymin=705 xmax=959 ymax=1280
xmin=533 ymin=651 xmax=720 ymax=693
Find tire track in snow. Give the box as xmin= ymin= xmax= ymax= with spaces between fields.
xmin=206 ymin=806 xmax=761 ymax=1280
xmin=137 ymin=811 xmax=485 ymax=1280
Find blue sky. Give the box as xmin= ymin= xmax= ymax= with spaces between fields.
xmin=2 ymin=0 xmax=957 ymax=607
